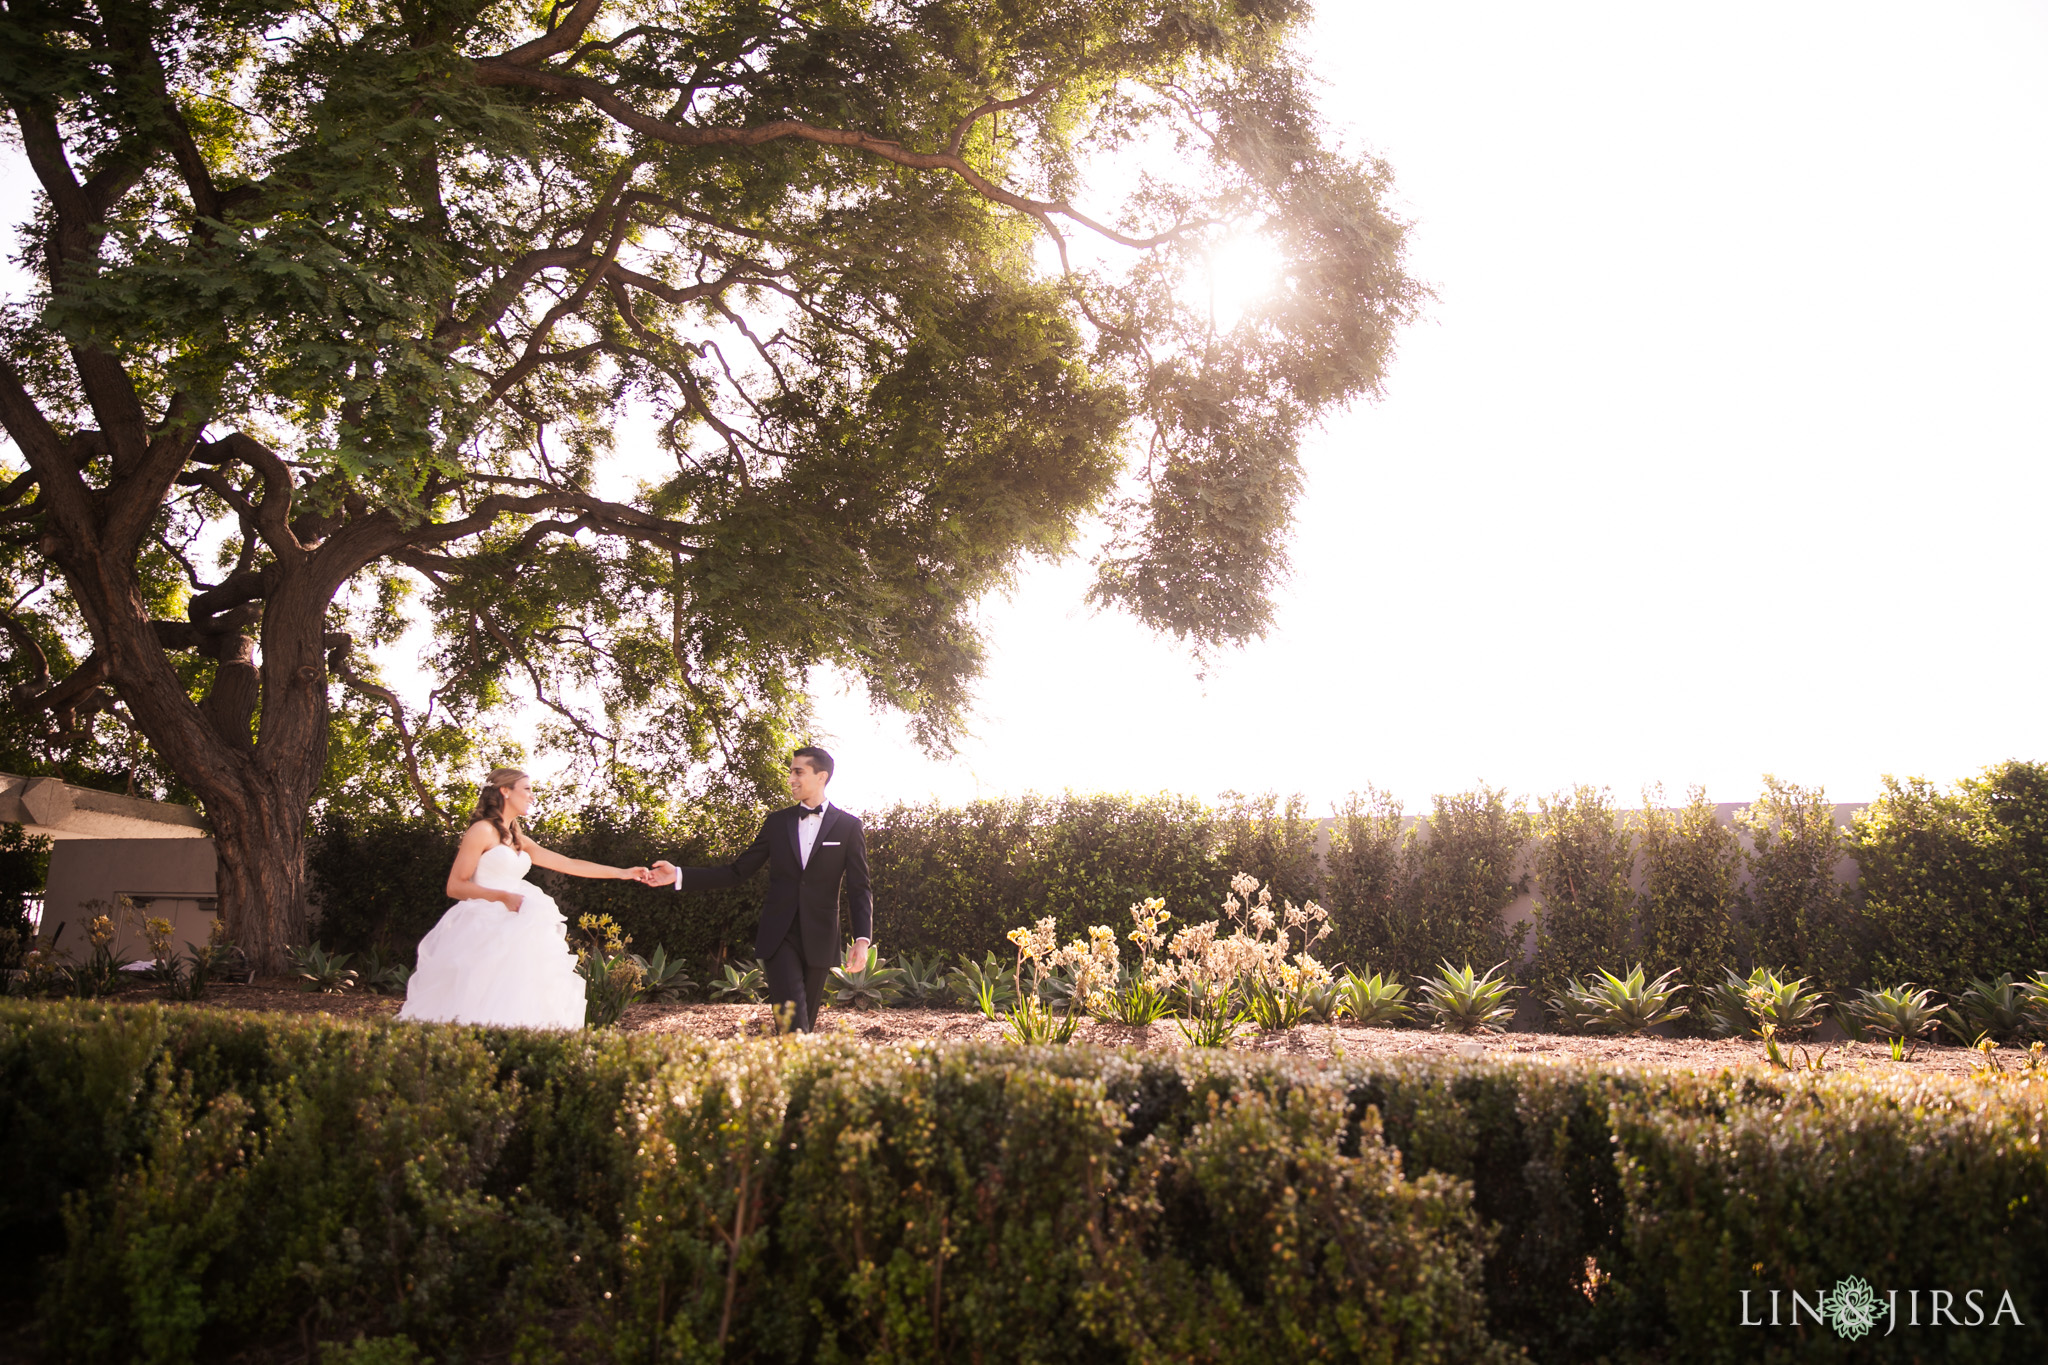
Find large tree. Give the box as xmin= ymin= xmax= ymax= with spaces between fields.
xmin=0 ymin=0 xmax=1423 ymax=968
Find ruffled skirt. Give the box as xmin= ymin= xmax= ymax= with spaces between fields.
xmin=397 ymin=883 xmax=586 ymax=1030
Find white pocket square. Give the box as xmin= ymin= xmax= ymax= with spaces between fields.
xmin=822 ymin=840 xmax=841 ymax=846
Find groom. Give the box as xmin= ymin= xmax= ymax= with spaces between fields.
xmin=651 ymin=746 xmax=871 ymax=1033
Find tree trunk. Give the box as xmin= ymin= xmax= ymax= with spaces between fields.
xmin=206 ymin=776 xmax=314 ymax=974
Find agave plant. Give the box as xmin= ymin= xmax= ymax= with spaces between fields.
xmin=826 ymin=955 xmax=905 ymax=1011
xmin=1546 ymin=979 xmax=1605 ymax=1035
xmin=890 ymin=949 xmax=950 ymax=1007
xmin=1556 ymin=965 xmax=1687 ymax=1036
xmin=635 ymin=945 xmax=696 ymax=1003
xmin=945 ymin=951 xmax=1018 ymax=1018
xmin=1418 ymin=961 xmax=1517 ymax=1035
xmin=2027 ymin=972 xmax=2048 ymax=1036
xmin=1701 ymin=967 xmax=1825 ymax=1039
xmin=711 ymin=961 xmax=767 ymax=1004
xmin=289 ymin=943 xmax=358 ymax=994
xmin=1298 ymin=977 xmax=1343 ymax=1024
xmin=1945 ymin=975 xmax=2034 ymax=1044
xmin=1842 ymin=984 xmax=1943 ymax=1057
xmin=1335 ymin=969 xmax=1412 ymax=1027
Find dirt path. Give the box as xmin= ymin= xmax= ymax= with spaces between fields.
xmin=79 ymin=979 xmax=2014 ymax=1077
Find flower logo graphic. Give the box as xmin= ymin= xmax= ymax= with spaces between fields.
xmin=1826 ymin=1276 xmax=1881 ymax=1340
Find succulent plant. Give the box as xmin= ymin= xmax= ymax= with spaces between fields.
xmin=1336 ymin=969 xmax=1413 ymax=1027
xmin=1417 ymin=960 xmax=1517 ymax=1035
xmin=1556 ymin=965 xmax=1688 ymax=1036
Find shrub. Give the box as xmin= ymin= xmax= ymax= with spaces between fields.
xmin=1636 ymin=785 xmax=1742 ymax=1006
xmin=1738 ymin=777 xmax=1862 ymax=992
xmin=9 ymin=1003 xmax=2048 ymax=1363
xmin=1854 ymin=760 xmax=2048 ymax=996
xmin=0 ymin=822 xmax=51 ymax=974
xmin=1529 ymin=786 xmax=1635 ymax=1001
xmin=1396 ymin=787 xmax=1531 ymax=979
xmin=1322 ymin=787 xmax=1407 ymax=973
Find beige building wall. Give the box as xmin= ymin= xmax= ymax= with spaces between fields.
xmin=42 ymin=839 xmax=219 ymax=962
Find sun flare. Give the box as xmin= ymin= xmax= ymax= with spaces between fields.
xmin=1190 ymin=232 xmax=1288 ymax=333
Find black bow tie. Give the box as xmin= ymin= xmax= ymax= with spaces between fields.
xmin=796 ymin=804 xmax=824 ymax=818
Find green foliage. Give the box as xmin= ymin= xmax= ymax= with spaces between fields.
xmin=1701 ymin=967 xmax=1828 ymax=1040
xmin=1854 ymin=760 xmax=2048 ymax=996
xmin=1240 ymin=973 xmax=1315 ymax=1033
xmin=1635 ymin=786 xmax=1742 ymax=1005
xmin=1396 ymin=789 xmax=1532 ymax=980
xmin=1176 ymin=979 xmax=1245 ymax=1049
xmin=1738 ymin=777 xmax=1861 ymax=991
xmin=710 ymin=962 xmax=765 ymax=1005
xmin=944 ymin=950 xmax=1018 ymax=1018
xmin=0 ymin=824 xmax=51 ymax=974
xmin=1944 ymin=975 xmax=2036 ymax=1045
xmin=635 ymin=945 xmax=695 ymax=1004
xmin=355 ymin=948 xmax=414 ymax=998
xmin=573 ymin=913 xmax=643 ymax=1028
xmin=11 ymin=1004 xmax=2048 ymax=1364
xmin=1322 ymin=787 xmax=1408 ymax=977
xmin=888 ymin=949 xmax=950 ymax=1007
xmin=1000 ymin=994 xmax=1081 ymax=1046
xmin=288 ymin=944 xmax=358 ymax=994
xmin=824 ymin=956 xmax=905 ymax=1012
xmin=1096 ymin=969 xmax=1176 ymax=1027
xmin=1529 ymin=787 xmax=1635 ymax=1002
xmin=1611 ymin=1068 xmax=2048 ymax=1363
xmin=1840 ymin=984 xmax=1943 ymax=1052
xmin=1418 ymin=961 xmax=1519 ymax=1035
xmin=1335 ymin=969 xmax=1414 ymax=1027
xmin=1550 ymin=965 xmax=1688 ymax=1036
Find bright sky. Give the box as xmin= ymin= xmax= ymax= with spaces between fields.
xmin=4 ymin=3 xmax=2044 ymax=818
xmin=812 ymin=0 xmax=2048 ymax=815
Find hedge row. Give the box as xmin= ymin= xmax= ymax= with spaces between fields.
xmin=308 ymin=761 xmax=2048 ymax=1000
xmin=3 ymin=1001 xmax=2044 ymax=1363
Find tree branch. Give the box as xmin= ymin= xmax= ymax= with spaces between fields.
xmin=325 ymin=633 xmax=449 ymax=823
xmin=468 ymin=61 xmax=1215 ymax=250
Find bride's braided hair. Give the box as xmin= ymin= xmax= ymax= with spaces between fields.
xmin=471 ymin=767 xmax=529 ymax=849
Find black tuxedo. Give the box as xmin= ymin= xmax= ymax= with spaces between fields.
xmin=675 ymin=803 xmax=872 ymax=1030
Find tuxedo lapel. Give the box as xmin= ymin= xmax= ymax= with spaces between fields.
xmin=783 ymin=806 xmax=803 ymax=868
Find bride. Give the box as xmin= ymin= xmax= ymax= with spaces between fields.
xmin=398 ymin=767 xmax=651 ymax=1030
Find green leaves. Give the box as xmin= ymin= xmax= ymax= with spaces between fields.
xmin=5 ymin=0 xmax=1426 ymax=822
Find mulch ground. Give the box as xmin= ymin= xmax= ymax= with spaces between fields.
xmin=81 ymin=978 xmax=2010 ymax=1077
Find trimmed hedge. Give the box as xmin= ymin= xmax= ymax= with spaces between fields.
xmin=4 ymin=1001 xmax=2044 ymax=1363
xmin=306 ymin=764 xmax=2048 ymax=1009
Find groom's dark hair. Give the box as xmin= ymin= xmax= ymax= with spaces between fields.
xmin=793 ymin=745 xmax=834 ymax=778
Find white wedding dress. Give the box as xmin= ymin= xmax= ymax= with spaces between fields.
xmin=397 ymin=842 xmax=587 ymax=1030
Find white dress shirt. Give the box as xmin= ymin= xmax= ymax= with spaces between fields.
xmin=796 ymin=798 xmax=829 ymax=867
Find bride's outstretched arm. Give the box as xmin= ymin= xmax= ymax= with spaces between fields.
xmin=523 ymin=839 xmax=650 ymax=883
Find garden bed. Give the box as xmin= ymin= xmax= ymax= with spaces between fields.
xmin=93 ymin=977 xmax=2004 ymax=1075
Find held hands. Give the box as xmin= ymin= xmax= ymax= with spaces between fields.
xmin=649 ymin=860 xmax=677 ymax=886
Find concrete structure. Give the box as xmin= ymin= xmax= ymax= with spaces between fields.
xmin=3 ymin=773 xmax=218 ymax=961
